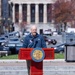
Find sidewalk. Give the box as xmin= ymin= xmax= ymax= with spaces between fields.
xmin=0 ymin=59 xmax=75 ymax=75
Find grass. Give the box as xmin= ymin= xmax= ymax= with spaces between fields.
xmin=55 ymin=53 xmax=64 ymax=59
xmin=0 ymin=54 xmax=18 ymax=59
xmin=0 ymin=53 xmax=64 ymax=59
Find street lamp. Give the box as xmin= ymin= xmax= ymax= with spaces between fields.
xmin=8 ymin=0 xmax=13 ymax=32
xmin=0 ymin=17 xmax=2 ymax=25
xmin=8 ymin=18 xmax=13 ymax=32
xmin=0 ymin=17 xmax=2 ymax=35
xmin=0 ymin=17 xmax=6 ymax=34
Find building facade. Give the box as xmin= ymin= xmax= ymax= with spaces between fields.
xmin=9 ymin=0 xmax=56 ymax=24
xmin=8 ymin=0 xmax=56 ymax=33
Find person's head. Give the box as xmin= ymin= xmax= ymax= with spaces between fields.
xmin=30 ymin=25 xmax=37 ymax=36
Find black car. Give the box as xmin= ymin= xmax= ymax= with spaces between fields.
xmin=43 ymin=35 xmax=57 ymax=45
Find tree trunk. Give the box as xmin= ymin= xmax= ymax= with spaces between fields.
xmin=64 ymin=22 xmax=67 ymax=31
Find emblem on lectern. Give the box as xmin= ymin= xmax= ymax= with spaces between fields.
xmin=33 ymin=50 xmax=43 ymax=60
xmin=31 ymin=48 xmax=45 ymax=62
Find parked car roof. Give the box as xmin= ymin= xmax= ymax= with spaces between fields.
xmin=0 ymin=36 xmax=8 ymax=43
xmin=5 ymin=31 xmax=20 ymax=38
xmin=8 ymin=37 xmax=21 ymax=44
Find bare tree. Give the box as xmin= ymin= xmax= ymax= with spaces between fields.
xmin=53 ymin=0 xmax=75 ymax=31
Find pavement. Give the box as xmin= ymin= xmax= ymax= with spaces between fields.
xmin=0 ymin=59 xmax=75 ymax=75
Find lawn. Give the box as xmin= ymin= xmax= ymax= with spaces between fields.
xmin=55 ymin=53 xmax=64 ymax=59
xmin=0 ymin=53 xmax=64 ymax=59
xmin=0 ymin=54 xmax=18 ymax=59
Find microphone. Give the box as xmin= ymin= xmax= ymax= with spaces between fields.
xmin=28 ymin=38 xmax=34 ymax=48
xmin=35 ymin=40 xmax=38 ymax=43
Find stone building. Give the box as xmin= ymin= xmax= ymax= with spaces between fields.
xmin=9 ymin=0 xmax=56 ymax=33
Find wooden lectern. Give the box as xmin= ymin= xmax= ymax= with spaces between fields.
xmin=19 ymin=48 xmax=54 ymax=75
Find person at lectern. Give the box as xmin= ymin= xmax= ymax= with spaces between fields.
xmin=23 ymin=25 xmax=47 ymax=75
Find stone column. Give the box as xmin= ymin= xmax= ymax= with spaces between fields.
xmin=19 ymin=4 xmax=22 ymax=23
xmin=12 ymin=4 xmax=15 ymax=23
xmin=27 ymin=4 xmax=30 ymax=24
xmin=35 ymin=4 xmax=39 ymax=24
xmin=43 ymin=4 xmax=47 ymax=23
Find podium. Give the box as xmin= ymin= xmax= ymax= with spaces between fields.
xmin=19 ymin=48 xmax=54 ymax=75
